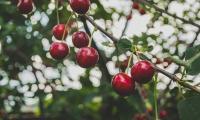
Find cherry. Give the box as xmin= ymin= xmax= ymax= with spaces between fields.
xmin=52 ymin=24 xmax=68 ymax=40
xmin=76 ymin=47 xmax=99 ymax=68
xmin=131 ymin=60 xmax=155 ymax=84
xmin=132 ymin=2 xmax=140 ymax=9
xmin=139 ymin=8 xmax=146 ymax=15
xmin=111 ymin=73 xmax=135 ymax=96
xmin=17 ymin=0 xmax=33 ymax=14
xmin=72 ymin=31 xmax=89 ymax=48
xmin=69 ymin=0 xmax=90 ymax=14
xmin=50 ymin=41 xmax=69 ymax=60
xmin=126 ymin=14 xmax=132 ymax=21
xmin=159 ymin=110 xmax=168 ymax=119
xmin=134 ymin=113 xmax=148 ymax=120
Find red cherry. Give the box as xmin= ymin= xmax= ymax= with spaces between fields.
xmin=139 ymin=8 xmax=146 ymax=15
xmin=112 ymin=73 xmax=135 ymax=96
xmin=134 ymin=114 xmax=148 ymax=120
xmin=131 ymin=60 xmax=155 ymax=84
xmin=76 ymin=47 xmax=99 ymax=68
xmin=17 ymin=0 xmax=33 ymax=14
xmin=50 ymin=41 xmax=69 ymax=60
xmin=132 ymin=2 xmax=140 ymax=9
xmin=72 ymin=31 xmax=89 ymax=48
xmin=69 ymin=0 xmax=90 ymax=14
xmin=126 ymin=14 xmax=132 ymax=21
xmin=52 ymin=24 xmax=68 ymax=40
xmin=159 ymin=110 xmax=168 ymax=119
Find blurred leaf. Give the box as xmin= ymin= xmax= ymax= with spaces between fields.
xmin=185 ymin=45 xmax=200 ymax=75
xmin=178 ymin=95 xmax=200 ymax=120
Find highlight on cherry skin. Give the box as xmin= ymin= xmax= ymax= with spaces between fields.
xmin=52 ymin=24 xmax=68 ymax=40
xmin=69 ymin=0 xmax=91 ymax=14
xmin=17 ymin=0 xmax=34 ymax=14
xmin=72 ymin=31 xmax=89 ymax=48
xmin=76 ymin=47 xmax=99 ymax=68
xmin=131 ymin=60 xmax=155 ymax=84
xmin=50 ymin=41 xmax=70 ymax=60
xmin=111 ymin=73 xmax=135 ymax=96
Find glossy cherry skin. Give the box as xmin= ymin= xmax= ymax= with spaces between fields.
xmin=72 ymin=31 xmax=89 ymax=48
xmin=159 ymin=110 xmax=168 ymax=119
xmin=131 ymin=60 xmax=155 ymax=84
xmin=76 ymin=47 xmax=99 ymax=68
xmin=139 ymin=8 xmax=146 ymax=15
xmin=111 ymin=73 xmax=135 ymax=96
xmin=69 ymin=0 xmax=90 ymax=14
xmin=132 ymin=2 xmax=140 ymax=9
xmin=52 ymin=24 xmax=68 ymax=40
xmin=50 ymin=42 xmax=69 ymax=60
xmin=126 ymin=14 xmax=132 ymax=21
xmin=17 ymin=0 xmax=33 ymax=14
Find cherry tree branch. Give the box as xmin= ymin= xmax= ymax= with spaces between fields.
xmin=82 ymin=14 xmax=200 ymax=93
xmin=81 ymin=14 xmax=118 ymax=43
xmin=137 ymin=0 xmax=200 ymax=28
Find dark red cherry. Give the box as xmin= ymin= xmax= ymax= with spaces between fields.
xmin=132 ymin=2 xmax=140 ymax=9
xmin=131 ymin=60 xmax=155 ymax=84
xmin=76 ymin=47 xmax=99 ymax=68
xmin=159 ymin=110 xmax=168 ymax=119
xmin=17 ymin=0 xmax=33 ymax=14
xmin=126 ymin=14 xmax=132 ymax=20
xmin=139 ymin=8 xmax=146 ymax=15
xmin=69 ymin=0 xmax=90 ymax=14
xmin=134 ymin=114 xmax=148 ymax=120
xmin=112 ymin=73 xmax=135 ymax=96
xmin=52 ymin=24 xmax=68 ymax=40
xmin=50 ymin=41 xmax=69 ymax=60
xmin=72 ymin=31 xmax=89 ymax=48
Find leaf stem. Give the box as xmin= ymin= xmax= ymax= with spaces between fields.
xmin=61 ymin=13 xmax=73 ymax=41
xmin=153 ymin=74 xmax=159 ymax=120
xmin=56 ymin=0 xmax=60 ymax=24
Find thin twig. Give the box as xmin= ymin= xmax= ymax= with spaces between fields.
xmin=82 ymin=14 xmax=200 ymax=93
xmin=137 ymin=0 xmax=200 ymax=28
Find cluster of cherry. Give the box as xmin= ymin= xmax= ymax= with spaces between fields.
xmin=14 ymin=0 xmax=155 ymax=97
xmin=50 ymin=0 xmax=99 ymax=68
xmin=127 ymin=2 xmax=146 ymax=20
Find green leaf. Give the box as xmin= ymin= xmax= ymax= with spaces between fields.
xmin=178 ymin=95 xmax=200 ymax=120
xmin=185 ymin=45 xmax=200 ymax=75
xmin=116 ymin=38 xmax=132 ymax=54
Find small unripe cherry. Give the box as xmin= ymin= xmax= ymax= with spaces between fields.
xmin=50 ymin=41 xmax=69 ymax=60
xmin=131 ymin=60 xmax=155 ymax=84
xmin=76 ymin=47 xmax=99 ymax=68
xmin=52 ymin=24 xmax=68 ymax=40
xmin=69 ymin=0 xmax=90 ymax=14
xmin=139 ymin=8 xmax=146 ymax=15
xmin=72 ymin=31 xmax=89 ymax=48
xmin=17 ymin=0 xmax=33 ymax=14
xmin=159 ymin=110 xmax=168 ymax=119
xmin=112 ymin=73 xmax=135 ymax=96
xmin=132 ymin=2 xmax=140 ymax=9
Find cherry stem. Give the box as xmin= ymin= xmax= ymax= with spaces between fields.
xmin=61 ymin=13 xmax=73 ymax=41
xmin=153 ymin=74 xmax=159 ymax=120
xmin=73 ymin=13 xmax=79 ymax=30
xmin=56 ymin=0 xmax=60 ymax=24
xmin=88 ymin=28 xmax=96 ymax=47
xmin=125 ymin=54 xmax=133 ymax=74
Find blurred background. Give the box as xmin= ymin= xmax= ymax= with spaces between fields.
xmin=0 ymin=0 xmax=200 ymax=120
